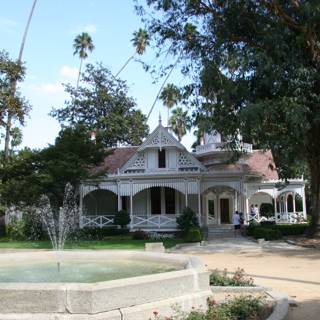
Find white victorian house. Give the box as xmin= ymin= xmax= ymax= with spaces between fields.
xmin=80 ymin=119 xmax=306 ymax=231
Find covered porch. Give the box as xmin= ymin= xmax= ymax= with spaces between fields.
xmin=80 ymin=179 xmax=201 ymax=231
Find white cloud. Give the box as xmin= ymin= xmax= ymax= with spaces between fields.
xmin=71 ymin=23 xmax=97 ymax=35
xmin=82 ymin=24 xmax=97 ymax=33
xmin=0 ymin=18 xmax=17 ymax=29
xmin=30 ymin=82 xmax=64 ymax=94
xmin=59 ymin=65 xmax=78 ymax=79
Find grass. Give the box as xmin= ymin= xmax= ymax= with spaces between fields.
xmin=0 ymin=236 xmax=181 ymax=250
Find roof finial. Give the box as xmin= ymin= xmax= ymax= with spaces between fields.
xmin=158 ymin=113 xmax=162 ymax=125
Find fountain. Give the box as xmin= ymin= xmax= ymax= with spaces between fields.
xmin=0 ymin=184 xmax=211 ymax=319
xmin=36 ymin=183 xmax=78 ymax=273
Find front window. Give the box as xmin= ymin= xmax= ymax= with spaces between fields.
xmin=158 ymin=149 xmax=166 ymax=168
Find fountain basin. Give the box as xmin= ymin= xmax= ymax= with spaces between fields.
xmin=0 ymin=251 xmax=211 ymax=320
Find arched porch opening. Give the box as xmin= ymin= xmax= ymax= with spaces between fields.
xmin=83 ymin=189 xmax=117 ymax=215
xmin=202 ymin=186 xmax=239 ymax=225
xmin=131 ymin=186 xmax=186 ymax=230
xmin=249 ymin=192 xmax=274 ymax=218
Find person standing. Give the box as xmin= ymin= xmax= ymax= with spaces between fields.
xmin=232 ymin=210 xmax=241 ymax=237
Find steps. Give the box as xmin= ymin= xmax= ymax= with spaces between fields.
xmin=207 ymin=224 xmax=235 ymax=239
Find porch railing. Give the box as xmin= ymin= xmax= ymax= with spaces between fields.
xmin=131 ymin=214 xmax=178 ymax=230
xmin=80 ymin=215 xmax=115 ymax=228
xmin=80 ymin=214 xmax=179 ymax=229
xmin=248 ymin=212 xmax=305 ymax=224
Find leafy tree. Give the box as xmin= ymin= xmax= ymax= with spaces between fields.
xmin=115 ymin=28 xmax=150 ymax=77
xmin=73 ymin=32 xmax=95 ymax=89
xmin=137 ymin=1 xmax=320 ymax=233
xmin=3 ymin=0 xmax=37 ymax=161
xmin=51 ymin=63 xmax=149 ymax=147
xmin=169 ymin=107 xmax=191 ymax=141
xmin=0 ymin=51 xmax=30 ymax=156
xmin=160 ymin=83 xmax=181 ymax=125
xmin=0 ymin=126 xmax=107 ymax=209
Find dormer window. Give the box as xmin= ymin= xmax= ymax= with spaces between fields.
xmin=158 ymin=149 xmax=166 ymax=168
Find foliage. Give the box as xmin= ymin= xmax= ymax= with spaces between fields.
xmin=247 ymin=224 xmax=308 ymax=238
xmin=50 ymin=63 xmax=149 ymax=147
xmin=252 ymin=227 xmax=282 ymax=241
xmin=183 ymin=226 xmax=202 ymax=243
xmin=0 ymin=126 xmax=107 ymax=209
xmin=113 ymin=210 xmax=131 ymax=229
xmin=0 ymin=50 xmax=30 ymax=154
xmin=210 ymin=268 xmax=254 ymax=287
xmin=131 ymin=229 xmax=149 ymax=240
xmin=137 ymin=0 xmax=320 ymax=232
xmin=75 ymin=227 xmax=130 ymax=241
xmin=132 ymin=28 xmax=150 ymax=55
xmin=73 ymin=32 xmax=95 ymax=60
xmin=169 ymin=107 xmax=192 ymax=141
xmin=151 ymin=295 xmax=266 ymax=320
xmin=23 ymin=208 xmax=45 ymax=240
xmin=259 ymin=203 xmax=274 ymax=218
xmin=176 ymin=207 xmax=199 ymax=234
xmin=6 ymin=218 xmax=26 ymax=241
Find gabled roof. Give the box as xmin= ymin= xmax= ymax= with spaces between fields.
xmin=137 ymin=121 xmax=184 ymax=152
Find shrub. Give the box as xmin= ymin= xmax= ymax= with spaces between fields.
xmin=183 ymin=227 xmax=202 ymax=243
xmin=260 ymin=203 xmax=274 ymax=217
xmin=210 ymin=268 xmax=254 ymax=287
xmin=211 ymin=295 xmax=266 ymax=320
xmin=131 ymin=229 xmax=149 ymax=240
xmin=23 ymin=211 xmax=46 ymax=240
xmin=113 ymin=210 xmax=131 ymax=229
xmin=252 ymin=227 xmax=282 ymax=240
xmin=176 ymin=207 xmax=199 ymax=235
xmin=6 ymin=218 xmax=26 ymax=241
xmin=75 ymin=227 xmax=129 ymax=240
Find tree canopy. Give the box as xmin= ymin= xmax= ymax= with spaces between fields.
xmin=51 ymin=63 xmax=149 ymax=147
xmin=0 ymin=126 xmax=107 ymax=209
xmin=137 ymin=0 xmax=320 ymax=230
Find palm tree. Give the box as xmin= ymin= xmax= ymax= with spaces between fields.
xmin=169 ymin=107 xmax=192 ymax=142
xmin=159 ymin=84 xmax=181 ymax=126
xmin=73 ymin=32 xmax=95 ymax=89
xmin=115 ymin=28 xmax=149 ymax=77
xmin=4 ymin=0 xmax=38 ymax=162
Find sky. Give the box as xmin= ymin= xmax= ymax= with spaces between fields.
xmin=0 ymin=0 xmax=195 ymax=150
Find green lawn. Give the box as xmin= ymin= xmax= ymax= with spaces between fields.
xmin=0 ymin=236 xmax=181 ymax=250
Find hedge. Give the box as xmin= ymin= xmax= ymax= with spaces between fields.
xmin=247 ymin=223 xmax=308 ymax=239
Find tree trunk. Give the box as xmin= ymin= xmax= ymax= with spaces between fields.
xmin=3 ymin=0 xmax=37 ymax=162
xmin=115 ymin=53 xmax=135 ymax=78
xmin=76 ymin=58 xmax=83 ymax=90
xmin=308 ymin=159 xmax=320 ymax=236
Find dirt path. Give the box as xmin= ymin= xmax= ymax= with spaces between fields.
xmin=194 ymin=247 xmax=320 ymax=320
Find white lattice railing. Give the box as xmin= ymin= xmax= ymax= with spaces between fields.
xmin=196 ymin=142 xmax=253 ymax=155
xmin=248 ymin=212 xmax=305 ymax=224
xmin=80 ymin=215 xmax=115 ymax=228
xmin=131 ymin=214 xmax=178 ymax=230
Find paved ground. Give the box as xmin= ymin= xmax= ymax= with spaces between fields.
xmin=171 ymin=237 xmax=320 ymax=320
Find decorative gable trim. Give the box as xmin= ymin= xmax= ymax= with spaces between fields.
xmin=138 ymin=123 xmax=184 ymax=151
xmin=120 ymin=152 xmax=146 ymax=174
xmin=177 ymin=150 xmax=207 ymax=172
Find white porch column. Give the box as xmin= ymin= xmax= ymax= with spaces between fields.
xmin=293 ymin=192 xmax=296 ymax=213
xmin=202 ymin=194 xmax=208 ymax=226
xmin=185 ymin=179 xmax=188 ymax=207
xmin=245 ymin=197 xmax=249 ymax=223
xmin=302 ymin=186 xmax=307 ymax=218
xmin=234 ymin=190 xmax=238 ymax=212
xmin=79 ymin=185 xmax=83 ymax=228
xmin=117 ymin=181 xmax=121 ymax=212
xmin=198 ymin=179 xmax=201 ymax=225
xmin=216 ymin=194 xmax=220 ymax=224
xmin=129 ymin=181 xmax=133 ymax=229
xmin=285 ymin=194 xmax=288 ymax=213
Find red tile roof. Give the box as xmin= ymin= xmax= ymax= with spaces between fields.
xmin=94 ymin=147 xmax=138 ymax=174
xmin=242 ymin=149 xmax=279 ymax=180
